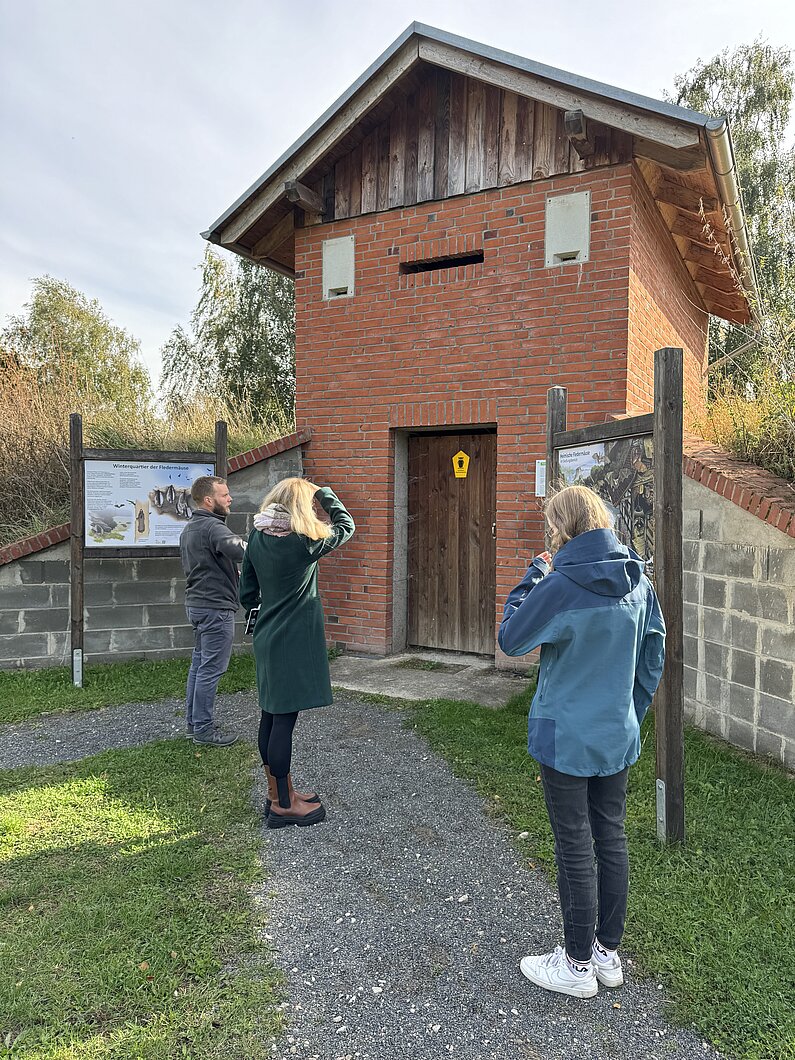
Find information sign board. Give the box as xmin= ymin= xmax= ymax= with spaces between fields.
xmin=84 ymin=459 xmax=214 ymax=549
xmin=558 ymin=434 xmax=654 ymax=571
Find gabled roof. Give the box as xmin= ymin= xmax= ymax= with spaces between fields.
xmin=204 ymin=23 xmax=757 ymax=323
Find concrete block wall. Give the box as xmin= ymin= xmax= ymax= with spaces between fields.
xmin=0 ymin=443 xmax=304 ymax=670
xmin=683 ymin=475 xmax=795 ymax=769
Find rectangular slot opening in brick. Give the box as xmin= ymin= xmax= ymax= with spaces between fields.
xmin=399 ymin=250 xmax=484 ymax=275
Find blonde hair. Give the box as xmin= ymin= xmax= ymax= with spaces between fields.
xmin=545 ymin=485 xmax=613 ymax=553
xmin=259 ymin=477 xmax=332 ymax=540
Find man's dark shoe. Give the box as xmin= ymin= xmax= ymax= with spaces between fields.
xmin=192 ymin=727 xmax=237 ymax=747
xmin=185 ymin=724 xmax=194 ymax=739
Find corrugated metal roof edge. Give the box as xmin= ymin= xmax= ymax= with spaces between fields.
xmin=202 ymin=21 xmax=715 ymax=242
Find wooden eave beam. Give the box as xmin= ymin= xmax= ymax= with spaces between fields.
xmin=697 ymin=282 xmax=747 ymax=312
xmin=704 ymin=296 xmax=750 ymax=323
xmin=639 ymin=155 xmax=751 ymax=320
xmin=417 ymin=39 xmax=700 ymax=149
xmin=284 ymin=180 xmax=325 ymax=214
xmin=682 ymin=240 xmax=734 ymax=271
xmin=251 ymin=210 xmax=295 ymax=260
xmin=671 ymin=213 xmax=729 ymax=251
xmin=564 ymin=109 xmax=595 ymax=159
xmin=633 ymin=137 xmax=706 ymax=172
xmin=222 ymin=241 xmax=296 ymax=277
xmin=218 ymin=39 xmax=420 ymax=245
xmin=692 ymin=266 xmax=739 ymax=295
xmin=654 ymin=181 xmax=718 ymax=215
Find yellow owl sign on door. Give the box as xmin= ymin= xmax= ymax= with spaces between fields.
xmin=452 ymin=450 xmax=470 ymax=478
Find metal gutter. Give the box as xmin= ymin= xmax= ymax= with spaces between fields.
xmin=704 ymin=117 xmax=761 ymax=321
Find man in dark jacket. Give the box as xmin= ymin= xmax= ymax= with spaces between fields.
xmin=180 ymin=476 xmax=246 ymax=746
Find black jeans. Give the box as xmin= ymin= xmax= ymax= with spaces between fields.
xmin=540 ymin=764 xmax=629 ymax=963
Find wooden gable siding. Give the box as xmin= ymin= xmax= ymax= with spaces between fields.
xmin=238 ymin=62 xmax=634 ymax=262
xmin=316 ymin=66 xmax=632 ymax=224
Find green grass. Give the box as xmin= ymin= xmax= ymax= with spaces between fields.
xmin=4 ymin=659 xmax=793 ymax=1057
xmin=0 ymin=645 xmax=338 ymax=725
xmin=0 ymin=655 xmax=260 ymax=725
xmin=407 ymin=684 xmax=795 ymax=1060
xmin=0 ymin=739 xmax=281 ymax=1057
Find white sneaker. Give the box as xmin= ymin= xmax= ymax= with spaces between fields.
xmin=591 ymin=941 xmax=624 ymax=987
xmin=520 ymin=946 xmax=598 ymax=998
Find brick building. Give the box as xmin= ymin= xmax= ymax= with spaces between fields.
xmin=205 ymin=24 xmax=755 ymax=661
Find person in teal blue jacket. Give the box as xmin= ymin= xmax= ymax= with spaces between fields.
xmin=499 ymin=484 xmax=665 ymax=999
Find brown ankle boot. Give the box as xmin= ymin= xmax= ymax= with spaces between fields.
xmin=263 ymin=766 xmax=279 ymax=814
xmin=263 ymin=765 xmax=319 ymax=815
xmin=267 ymin=774 xmax=325 ymax=829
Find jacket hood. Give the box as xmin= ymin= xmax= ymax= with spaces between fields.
xmin=254 ymin=503 xmax=293 ymax=537
xmin=553 ymin=528 xmax=644 ymax=598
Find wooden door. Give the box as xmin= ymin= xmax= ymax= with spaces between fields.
xmin=407 ymin=431 xmax=497 ymax=655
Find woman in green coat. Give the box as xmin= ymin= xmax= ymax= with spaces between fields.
xmin=239 ymin=478 xmax=355 ymax=829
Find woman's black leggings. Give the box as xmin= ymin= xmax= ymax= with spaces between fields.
xmin=258 ymin=711 xmax=299 ymax=778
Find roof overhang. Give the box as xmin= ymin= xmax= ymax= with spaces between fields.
xmin=203 ymin=23 xmax=758 ymax=323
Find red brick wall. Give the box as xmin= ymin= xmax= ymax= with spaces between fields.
xmin=295 ymin=167 xmax=638 ymax=653
xmin=628 ymin=166 xmax=709 ymax=417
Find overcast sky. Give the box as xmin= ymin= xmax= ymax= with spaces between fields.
xmin=1 ymin=0 xmax=793 ymax=387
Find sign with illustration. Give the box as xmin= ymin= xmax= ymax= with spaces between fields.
xmin=452 ymin=450 xmax=470 ymax=478
xmin=84 ymin=460 xmax=214 ymax=548
xmin=558 ymin=435 xmax=655 ymax=569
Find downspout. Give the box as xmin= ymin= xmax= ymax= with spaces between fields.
xmin=704 ymin=117 xmax=762 ymax=325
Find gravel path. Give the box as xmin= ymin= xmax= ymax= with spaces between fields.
xmin=0 ymin=693 xmax=252 ymax=769
xmin=260 ymin=700 xmax=720 ymax=1060
xmin=1 ymin=694 xmax=722 ymax=1060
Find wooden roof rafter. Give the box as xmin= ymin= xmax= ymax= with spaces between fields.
xmin=634 ymin=155 xmax=751 ymax=323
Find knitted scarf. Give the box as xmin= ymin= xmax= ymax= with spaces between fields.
xmin=254 ymin=503 xmax=293 ymax=537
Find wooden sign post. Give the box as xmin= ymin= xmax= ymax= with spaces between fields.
xmin=69 ymin=419 xmax=228 ymax=688
xmin=69 ymin=413 xmax=85 ymax=687
xmin=652 ymin=347 xmax=685 ymax=843
xmin=215 ymin=419 xmax=228 ymax=478
xmin=545 ymin=348 xmax=685 ymax=844
xmin=545 ymin=385 xmax=568 ymax=497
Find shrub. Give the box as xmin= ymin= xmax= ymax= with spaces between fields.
xmin=0 ymin=355 xmax=293 ymax=547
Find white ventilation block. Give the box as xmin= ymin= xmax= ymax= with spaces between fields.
xmin=544 ymin=190 xmax=591 ymax=267
xmin=322 ymin=235 xmax=355 ymax=299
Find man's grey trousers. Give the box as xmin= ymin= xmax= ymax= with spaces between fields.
xmin=185 ymin=606 xmax=235 ymax=733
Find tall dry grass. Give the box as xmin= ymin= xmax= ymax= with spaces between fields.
xmin=0 ymin=358 xmax=294 ymax=547
xmin=692 ymin=202 xmax=795 ymax=484
xmin=695 ymin=366 xmax=795 ymax=482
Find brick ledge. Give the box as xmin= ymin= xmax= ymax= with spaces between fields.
xmin=0 ymin=429 xmax=312 ymax=566
xmin=683 ymin=433 xmax=795 ymax=539
xmin=226 ymin=428 xmax=311 ymax=472
xmin=0 ymin=523 xmax=70 ymax=566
